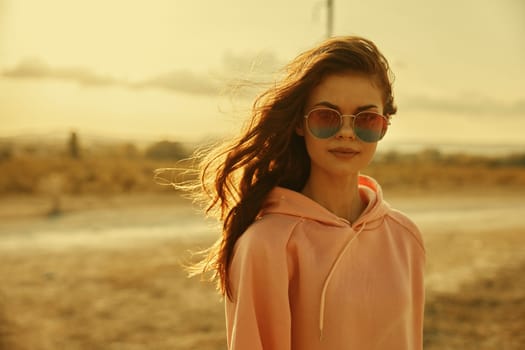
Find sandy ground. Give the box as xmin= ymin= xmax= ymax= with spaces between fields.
xmin=0 ymin=190 xmax=524 ymax=349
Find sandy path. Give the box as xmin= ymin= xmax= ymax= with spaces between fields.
xmin=1 ymin=192 xmax=524 ymax=294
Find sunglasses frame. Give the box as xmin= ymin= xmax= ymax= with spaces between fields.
xmin=303 ymin=107 xmax=391 ymax=142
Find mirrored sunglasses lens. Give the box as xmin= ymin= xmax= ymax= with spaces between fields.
xmin=354 ymin=113 xmax=386 ymax=142
xmin=308 ymin=109 xmax=340 ymax=138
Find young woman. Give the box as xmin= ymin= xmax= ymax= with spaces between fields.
xmin=193 ymin=36 xmax=425 ymax=349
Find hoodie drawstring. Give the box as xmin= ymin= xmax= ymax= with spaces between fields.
xmin=319 ymin=223 xmax=367 ymax=340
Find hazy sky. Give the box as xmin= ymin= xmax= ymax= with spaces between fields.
xmin=1 ymin=0 xmax=524 ymax=148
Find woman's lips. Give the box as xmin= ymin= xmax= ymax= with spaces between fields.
xmin=329 ymin=147 xmax=360 ymax=157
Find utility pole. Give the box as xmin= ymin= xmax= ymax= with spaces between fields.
xmin=326 ymin=0 xmax=334 ymax=38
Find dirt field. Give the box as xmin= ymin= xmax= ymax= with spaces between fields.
xmin=0 ymin=189 xmax=524 ymax=349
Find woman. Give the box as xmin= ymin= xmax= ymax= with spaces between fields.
xmin=193 ymin=36 xmax=425 ymax=349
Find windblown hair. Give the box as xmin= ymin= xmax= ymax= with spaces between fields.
xmin=192 ymin=36 xmax=397 ymax=298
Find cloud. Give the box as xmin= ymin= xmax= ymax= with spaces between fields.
xmin=402 ymin=94 xmax=525 ymax=116
xmin=1 ymin=58 xmax=222 ymax=96
xmin=2 ymin=58 xmax=117 ymax=86
xmin=1 ymin=52 xmax=284 ymax=97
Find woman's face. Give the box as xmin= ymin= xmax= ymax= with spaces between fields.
xmin=297 ymin=71 xmax=385 ymax=181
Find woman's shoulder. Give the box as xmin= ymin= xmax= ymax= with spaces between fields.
xmin=234 ymin=213 xmax=305 ymax=258
xmin=239 ymin=213 xmax=302 ymax=247
xmin=384 ymin=207 xmax=425 ymax=255
xmin=232 ymin=214 xmax=301 ymax=266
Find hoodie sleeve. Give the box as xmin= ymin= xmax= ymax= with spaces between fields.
xmin=410 ymin=224 xmax=426 ymax=349
xmin=412 ymin=251 xmax=425 ymax=349
xmin=386 ymin=208 xmax=426 ymax=348
xmin=225 ymin=218 xmax=295 ymax=350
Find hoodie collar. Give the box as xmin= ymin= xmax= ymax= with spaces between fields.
xmin=261 ymin=174 xmax=388 ymax=228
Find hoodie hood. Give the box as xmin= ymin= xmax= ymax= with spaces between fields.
xmin=261 ymin=174 xmax=389 ymax=229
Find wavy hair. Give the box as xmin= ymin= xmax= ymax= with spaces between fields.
xmin=192 ymin=35 xmax=397 ymax=298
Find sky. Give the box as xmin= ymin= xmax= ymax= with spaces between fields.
xmin=0 ymin=0 xmax=524 ymax=150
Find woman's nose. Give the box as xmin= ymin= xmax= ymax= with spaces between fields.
xmin=336 ymin=115 xmax=356 ymax=139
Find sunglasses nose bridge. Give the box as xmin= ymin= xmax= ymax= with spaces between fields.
xmin=333 ymin=114 xmax=356 ymax=139
xmin=339 ymin=114 xmax=356 ymax=130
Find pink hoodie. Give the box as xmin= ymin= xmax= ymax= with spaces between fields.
xmin=226 ymin=175 xmax=425 ymax=350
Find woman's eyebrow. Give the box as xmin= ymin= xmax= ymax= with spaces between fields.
xmin=312 ymin=101 xmax=340 ymax=110
xmin=355 ymin=104 xmax=379 ymax=113
xmin=311 ymin=101 xmax=379 ymax=113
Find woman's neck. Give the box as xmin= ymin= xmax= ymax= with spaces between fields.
xmin=301 ymin=173 xmax=367 ymax=224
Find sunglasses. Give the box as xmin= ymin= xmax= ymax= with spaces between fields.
xmin=304 ymin=107 xmax=390 ymax=142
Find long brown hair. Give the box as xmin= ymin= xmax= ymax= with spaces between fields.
xmin=192 ymin=36 xmax=397 ymax=298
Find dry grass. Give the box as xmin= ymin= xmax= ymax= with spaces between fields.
xmin=0 ymin=155 xmax=193 ymax=195
xmin=1 ymin=151 xmax=524 ymax=195
xmin=367 ymin=152 xmax=525 ymax=192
